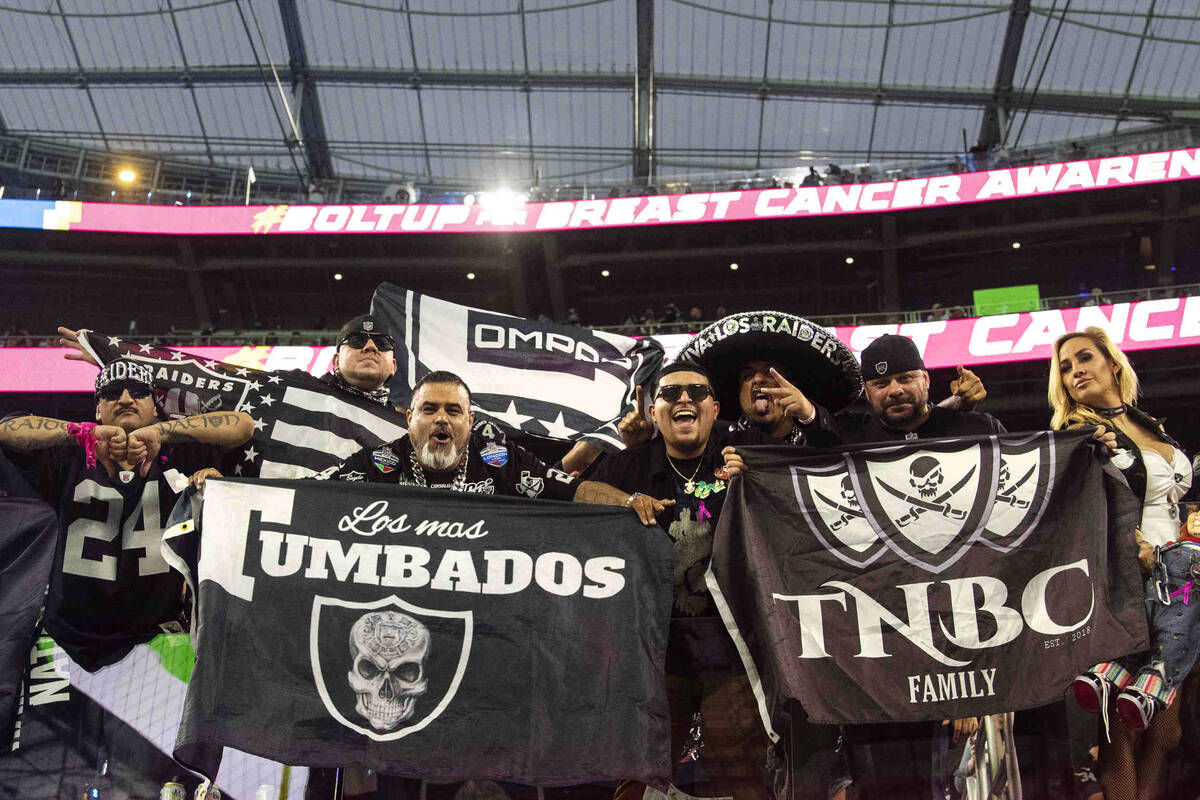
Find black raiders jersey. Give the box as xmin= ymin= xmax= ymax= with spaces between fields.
xmin=320 ymin=423 xmax=578 ymax=501
xmin=13 ymin=442 xmax=224 ymax=671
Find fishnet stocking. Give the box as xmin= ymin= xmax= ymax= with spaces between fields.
xmin=1098 ymin=700 xmax=1182 ymax=800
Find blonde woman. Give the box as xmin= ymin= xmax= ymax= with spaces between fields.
xmin=1050 ymin=327 xmax=1195 ymax=799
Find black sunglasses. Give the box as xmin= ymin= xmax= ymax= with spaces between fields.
xmin=98 ymin=382 xmax=153 ymax=402
xmin=342 ymin=332 xmax=395 ymax=352
xmin=656 ymin=383 xmax=714 ymax=403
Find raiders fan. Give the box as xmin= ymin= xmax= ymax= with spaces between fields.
xmin=587 ymin=361 xmax=777 ymax=800
xmin=0 ymin=359 xmax=252 ymax=671
xmin=319 ymin=370 xmax=672 ymax=525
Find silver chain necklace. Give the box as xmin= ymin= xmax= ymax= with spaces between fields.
xmin=409 ymin=446 xmax=470 ymax=491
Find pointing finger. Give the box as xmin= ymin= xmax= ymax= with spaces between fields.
xmin=768 ymin=367 xmax=797 ymax=390
xmin=635 ymin=385 xmax=648 ymax=420
xmin=956 ymin=365 xmax=966 ymax=376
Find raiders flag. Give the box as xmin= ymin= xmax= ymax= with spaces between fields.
xmin=370 ymin=284 xmax=664 ymax=452
xmin=708 ymin=430 xmax=1147 ymax=731
xmin=173 ymin=479 xmax=674 ymax=787
xmin=77 ymin=331 xmax=408 ymax=479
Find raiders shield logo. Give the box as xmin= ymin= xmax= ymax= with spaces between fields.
xmin=791 ymin=457 xmax=885 ymax=569
xmin=311 ymin=594 xmax=472 ymax=741
xmin=980 ymin=432 xmax=1055 ymax=551
xmin=856 ymin=440 xmax=996 ymax=573
xmin=874 ymin=361 xmax=887 ymax=375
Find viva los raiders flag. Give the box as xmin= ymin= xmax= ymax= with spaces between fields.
xmin=173 ymin=479 xmax=674 ymax=786
xmin=370 ymin=284 xmax=664 ymax=452
xmin=708 ymin=429 xmax=1147 ymax=731
xmin=77 ymin=331 xmax=407 ymax=479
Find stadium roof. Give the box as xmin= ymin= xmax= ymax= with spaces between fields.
xmin=0 ymin=0 xmax=1197 ymax=190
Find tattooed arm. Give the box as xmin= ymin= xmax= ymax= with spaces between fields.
xmin=0 ymin=414 xmax=129 ymax=462
xmin=127 ymin=411 xmax=254 ymax=469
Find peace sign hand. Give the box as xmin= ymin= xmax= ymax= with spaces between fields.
xmin=617 ymin=385 xmax=654 ymax=448
xmin=760 ymin=367 xmax=816 ymax=423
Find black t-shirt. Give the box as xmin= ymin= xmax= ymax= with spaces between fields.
xmin=813 ymin=403 xmax=1007 ymax=445
xmin=320 ymin=425 xmax=579 ymax=501
xmin=589 ymin=426 xmax=772 ymax=618
xmin=10 ymin=441 xmax=224 ymax=671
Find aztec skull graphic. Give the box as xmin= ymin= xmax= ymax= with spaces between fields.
xmin=347 ymin=611 xmax=430 ymax=731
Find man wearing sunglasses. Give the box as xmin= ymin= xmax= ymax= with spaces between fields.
xmin=589 ymin=361 xmax=776 ymax=800
xmin=0 ymin=359 xmax=253 ymax=671
xmin=325 ymin=314 xmax=399 ymax=404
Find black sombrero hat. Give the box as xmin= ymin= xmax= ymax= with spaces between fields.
xmin=675 ymin=310 xmax=863 ymax=419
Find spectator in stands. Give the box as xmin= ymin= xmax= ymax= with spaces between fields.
xmin=1018 ymin=149 xmax=1035 ymax=166
xmin=1069 ymin=141 xmax=1088 ymax=159
xmin=640 ymin=306 xmax=659 ymax=335
xmin=714 ymin=305 xmax=728 ymax=319
xmin=950 ymin=156 xmax=967 ymax=174
xmin=662 ymin=302 xmax=681 ymax=326
xmin=856 ymin=166 xmax=874 ymax=183
xmin=801 ymin=167 xmax=822 ymax=187
xmin=968 ymin=141 xmax=989 ymax=171
xmin=565 ymin=307 xmax=582 ymax=326
xmin=1052 ymin=328 xmax=1194 ymax=799
xmin=826 ymin=164 xmax=845 ymax=184
xmin=688 ymin=306 xmax=704 ymax=324
xmin=1083 ymin=287 xmax=1110 ymax=307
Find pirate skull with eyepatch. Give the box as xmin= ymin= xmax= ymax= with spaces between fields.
xmin=909 ymin=455 xmax=944 ymax=499
xmin=347 ymin=610 xmax=430 ymax=731
xmin=840 ymin=475 xmax=860 ymax=510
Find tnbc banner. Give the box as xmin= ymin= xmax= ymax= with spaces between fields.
xmin=708 ymin=431 xmax=1147 ymax=731
xmin=174 ymin=479 xmax=674 ymax=787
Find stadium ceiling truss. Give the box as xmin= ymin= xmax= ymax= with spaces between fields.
xmin=0 ymin=0 xmax=1198 ymax=192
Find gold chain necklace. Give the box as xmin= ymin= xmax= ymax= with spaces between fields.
xmin=665 ymin=453 xmax=703 ymax=495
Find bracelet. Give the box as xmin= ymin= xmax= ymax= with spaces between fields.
xmin=66 ymin=422 xmax=99 ymax=468
xmin=797 ymin=408 xmax=817 ymax=426
xmin=625 ymin=492 xmax=643 ymax=507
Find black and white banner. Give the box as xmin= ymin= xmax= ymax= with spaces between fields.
xmin=78 ymin=332 xmax=407 ymax=479
xmin=173 ymin=479 xmax=674 ymax=787
xmin=708 ymin=430 xmax=1147 ymax=730
xmin=371 ymin=284 xmax=664 ymax=452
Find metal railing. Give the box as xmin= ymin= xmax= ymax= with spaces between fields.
xmin=4 ymin=283 xmax=1194 ymax=349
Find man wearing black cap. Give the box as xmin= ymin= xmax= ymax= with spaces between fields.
xmin=0 ymin=359 xmax=253 ymax=670
xmin=323 ymin=314 xmax=398 ymax=403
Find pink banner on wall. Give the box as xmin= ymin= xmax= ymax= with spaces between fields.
xmin=4 ymin=297 xmax=1199 ymax=394
xmin=5 ymin=149 xmax=1198 ymax=237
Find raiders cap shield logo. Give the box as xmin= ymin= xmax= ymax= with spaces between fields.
xmin=311 ymin=594 xmax=472 ymax=741
xmin=874 ymin=361 xmax=888 ymax=375
xmin=363 ymin=321 xmax=374 ymax=331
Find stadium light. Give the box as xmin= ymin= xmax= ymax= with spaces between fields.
xmin=0 ymin=185 xmax=5 ymax=199
xmin=729 ymin=262 xmax=739 ymax=271
xmin=845 ymin=257 xmax=854 ymax=265
xmin=333 ymin=273 xmax=343 ymax=281
xmin=1011 ymin=242 xmax=1021 ymax=249
xmin=601 ymin=269 xmax=610 ymax=277
xmin=117 ymin=169 xmax=136 ymax=184
xmin=477 ymin=188 xmax=527 ymax=225
xmin=467 ymin=272 xmax=477 ymax=280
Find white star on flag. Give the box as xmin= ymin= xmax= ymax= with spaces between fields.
xmin=251 ymin=417 xmax=266 ymax=431
xmin=242 ymin=446 xmax=259 ymax=463
xmin=235 ymin=368 xmax=249 ymax=377
xmin=107 ymin=336 xmax=121 ymax=346
xmin=267 ymin=375 xmax=281 ymax=384
xmin=259 ymin=394 xmax=276 ymax=407
xmin=239 ymin=402 xmax=255 ymax=413
xmin=491 ymin=400 xmax=534 ymax=430
xmin=203 ymin=360 xmax=217 ymax=370
xmin=541 ymin=412 xmax=575 ymax=440
xmin=248 ymin=381 xmax=262 ymax=391
xmin=137 ymin=344 xmax=152 ymax=353
xmin=171 ymin=350 xmax=185 ymax=361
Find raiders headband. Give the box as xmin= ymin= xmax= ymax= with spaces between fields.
xmin=95 ymin=359 xmax=156 ymax=396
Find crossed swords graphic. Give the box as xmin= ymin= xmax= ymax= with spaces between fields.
xmin=814 ymin=462 xmax=1036 ymax=530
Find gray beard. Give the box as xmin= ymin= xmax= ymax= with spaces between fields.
xmin=418 ymin=440 xmax=463 ymax=472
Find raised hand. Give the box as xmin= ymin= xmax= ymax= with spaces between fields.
xmin=93 ymin=425 xmax=128 ymax=463
xmin=761 ymin=367 xmax=816 ymax=422
xmin=57 ymin=327 xmax=99 ymax=366
xmin=949 ymin=365 xmax=986 ymax=405
xmin=617 ymin=385 xmax=655 ymax=448
xmin=127 ymin=425 xmax=164 ymax=475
